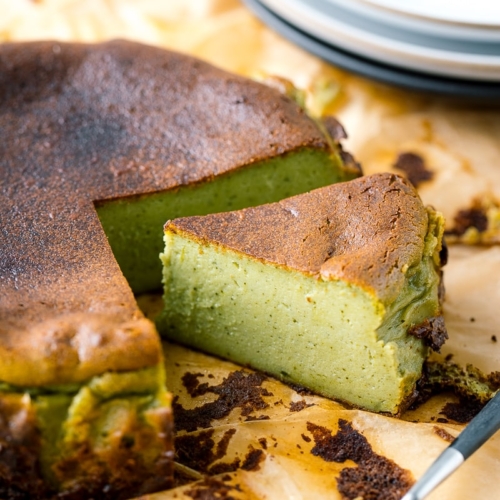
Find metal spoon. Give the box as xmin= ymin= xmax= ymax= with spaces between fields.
xmin=402 ymin=390 xmax=500 ymax=500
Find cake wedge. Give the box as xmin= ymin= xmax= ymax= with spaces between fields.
xmin=158 ymin=173 xmax=447 ymax=414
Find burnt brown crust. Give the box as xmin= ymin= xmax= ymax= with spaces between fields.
xmin=0 ymin=40 xmax=329 ymax=385
xmin=166 ymin=173 xmax=429 ymax=302
xmin=321 ymin=116 xmax=362 ymax=177
xmin=0 ymin=393 xmax=174 ymax=500
xmin=408 ymin=316 xmax=448 ymax=352
xmin=0 ymin=395 xmax=48 ymax=499
xmin=52 ymin=405 xmax=175 ymax=499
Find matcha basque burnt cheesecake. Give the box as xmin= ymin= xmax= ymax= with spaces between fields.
xmin=0 ymin=39 xmax=354 ymax=497
xmin=159 ymin=173 xmax=447 ymax=415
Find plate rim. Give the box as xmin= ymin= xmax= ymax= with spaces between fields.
xmin=325 ymin=0 xmax=500 ymax=42
xmin=258 ymin=0 xmax=500 ymax=80
xmin=359 ymin=0 xmax=500 ymax=28
xmin=243 ymin=0 xmax=500 ymax=100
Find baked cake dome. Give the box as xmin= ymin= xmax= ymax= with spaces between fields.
xmin=0 ymin=39 xmax=354 ymax=497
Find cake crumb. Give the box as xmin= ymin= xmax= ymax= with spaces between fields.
xmin=175 ymin=428 xmax=236 ymax=473
xmin=244 ymin=415 xmax=270 ymax=422
xmin=433 ymin=426 xmax=455 ymax=443
xmin=241 ymin=448 xmax=265 ymax=471
xmin=289 ymin=400 xmax=314 ymax=412
xmin=393 ymin=152 xmax=434 ymax=187
xmin=185 ymin=477 xmax=242 ymax=499
xmin=208 ymin=459 xmax=240 ymax=475
xmin=451 ymin=208 xmax=488 ymax=236
xmin=287 ymin=382 xmax=315 ymax=396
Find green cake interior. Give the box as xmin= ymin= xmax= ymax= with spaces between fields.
xmin=157 ymin=209 xmax=444 ymax=414
xmin=96 ymin=148 xmax=350 ymax=294
xmin=0 ymin=366 xmax=171 ymax=495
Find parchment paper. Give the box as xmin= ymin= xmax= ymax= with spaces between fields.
xmin=2 ymin=1 xmax=499 ymax=498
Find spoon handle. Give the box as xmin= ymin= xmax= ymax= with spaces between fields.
xmin=402 ymin=391 xmax=500 ymax=500
xmin=451 ymin=390 xmax=500 ymax=459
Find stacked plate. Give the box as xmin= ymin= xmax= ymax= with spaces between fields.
xmin=243 ymin=0 xmax=500 ymax=98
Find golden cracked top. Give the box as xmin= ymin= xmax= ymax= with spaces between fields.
xmin=0 ymin=39 xmax=329 ymax=386
xmin=166 ymin=173 xmax=432 ymax=303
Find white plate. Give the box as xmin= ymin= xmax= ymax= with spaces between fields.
xmin=331 ymin=0 xmax=500 ymax=41
xmin=259 ymin=0 xmax=500 ymax=80
xmin=359 ymin=0 xmax=500 ymax=27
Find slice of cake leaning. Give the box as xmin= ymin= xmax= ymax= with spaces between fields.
xmin=159 ymin=173 xmax=447 ymax=414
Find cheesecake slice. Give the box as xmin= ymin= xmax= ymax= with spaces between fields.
xmin=159 ymin=173 xmax=447 ymax=414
